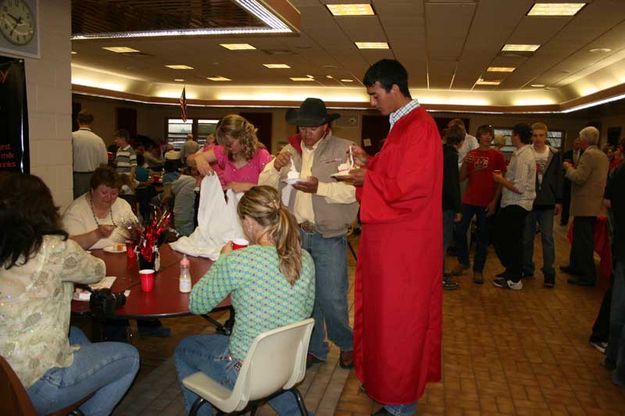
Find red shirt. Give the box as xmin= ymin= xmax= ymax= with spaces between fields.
xmin=462 ymin=148 xmax=506 ymax=207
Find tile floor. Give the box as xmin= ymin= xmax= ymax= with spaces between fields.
xmin=106 ymin=222 xmax=625 ymax=415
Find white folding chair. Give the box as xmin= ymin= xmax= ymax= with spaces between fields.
xmin=183 ymin=318 xmax=314 ymax=415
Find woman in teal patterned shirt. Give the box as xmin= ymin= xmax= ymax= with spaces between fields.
xmin=175 ymin=186 xmax=315 ymax=415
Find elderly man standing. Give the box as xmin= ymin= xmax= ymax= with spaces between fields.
xmin=348 ymin=59 xmax=442 ymax=416
xmin=561 ymin=126 xmax=609 ymax=286
xmin=179 ymin=133 xmax=200 ymax=164
xmin=72 ymin=110 xmax=108 ymax=198
xmin=259 ymin=98 xmax=358 ymax=369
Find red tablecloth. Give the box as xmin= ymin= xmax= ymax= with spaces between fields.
xmin=567 ymin=216 xmax=612 ymax=279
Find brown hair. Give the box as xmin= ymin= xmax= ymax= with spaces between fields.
xmin=237 ymin=186 xmax=302 ymax=284
xmin=90 ymin=166 xmax=122 ymax=191
xmin=215 ymin=114 xmax=264 ymax=161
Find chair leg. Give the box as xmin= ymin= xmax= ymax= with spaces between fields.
xmin=288 ymin=388 xmax=308 ymax=416
xmin=189 ymin=397 xmax=208 ymax=416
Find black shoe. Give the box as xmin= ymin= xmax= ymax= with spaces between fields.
xmin=339 ymin=350 xmax=354 ymax=369
xmin=567 ymin=277 xmax=595 ymax=287
xmin=544 ymin=280 xmax=555 ymax=288
xmin=306 ymin=353 xmax=324 ymax=369
xmin=443 ymin=279 xmax=460 ymax=291
xmin=560 ymin=265 xmax=583 ymax=275
xmin=372 ymin=407 xmax=393 ymax=415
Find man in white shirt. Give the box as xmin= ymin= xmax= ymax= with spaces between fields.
xmin=72 ymin=110 xmax=108 ymax=198
xmin=448 ymin=118 xmax=479 ymax=168
xmin=492 ymin=123 xmax=537 ymax=290
xmin=259 ymin=98 xmax=359 ymax=369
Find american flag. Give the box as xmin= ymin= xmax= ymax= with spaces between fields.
xmin=179 ymin=87 xmax=188 ymax=122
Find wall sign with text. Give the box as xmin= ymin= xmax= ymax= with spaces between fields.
xmin=0 ymin=56 xmax=29 ymax=173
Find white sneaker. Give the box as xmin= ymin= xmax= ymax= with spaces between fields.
xmin=507 ymin=280 xmax=523 ymax=290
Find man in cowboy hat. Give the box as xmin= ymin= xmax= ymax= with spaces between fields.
xmin=259 ymin=97 xmax=359 ymax=369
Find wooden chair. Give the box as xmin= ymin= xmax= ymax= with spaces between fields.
xmin=0 ymin=355 xmax=90 ymax=416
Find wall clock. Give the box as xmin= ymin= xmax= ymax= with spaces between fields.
xmin=0 ymin=0 xmax=39 ymax=59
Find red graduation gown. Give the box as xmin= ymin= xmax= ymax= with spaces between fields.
xmin=354 ymin=106 xmax=442 ymax=404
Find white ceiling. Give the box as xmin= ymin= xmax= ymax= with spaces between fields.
xmin=70 ymin=0 xmax=625 ymax=110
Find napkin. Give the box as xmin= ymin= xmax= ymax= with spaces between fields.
xmin=281 ymin=158 xmax=299 ymax=206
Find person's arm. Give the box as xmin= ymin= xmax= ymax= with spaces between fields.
xmin=60 ymin=239 xmax=106 ymax=284
xmin=98 ymin=141 xmax=109 ymax=167
xmin=565 ymin=153 xmax=592 ymax=185
xmin=69 ymin=226 xmax=115 ymax=250
xmin=459 ymin=160 xmax=469 ymax=182
xmin=187 ymin=148 xmax=217 ymax=176
xmin=189 ymin=254 xmax=239 ymax=314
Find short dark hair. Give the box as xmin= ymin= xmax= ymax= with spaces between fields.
xmin=363 ymin=59 xmax=411 ymax=98
xmin=0 ymin=173 xmax=67 ymax=269
xmin=76 ymin=110 xmax=94 ymax=125
xmin=90 ymin=166 xmax=122 ymax=191
xmin=445 ymin=125 xmax=466 ymax=146
xmin=512 ymin=123 xmax=532 ymax=144
xmin=476 ymin=124 xmax=495 ymax=138
xmin=114 ymin=129 xmax=130 ymax=142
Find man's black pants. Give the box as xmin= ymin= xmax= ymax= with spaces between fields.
xmin=570 ymin=216 xmax=597 ymax=283
xmin=494 ymin=205 xmax=530 ymax=283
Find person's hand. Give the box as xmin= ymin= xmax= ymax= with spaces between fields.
xmin=293 ymin=176 xmax=318 ymax=193
xmin=225 ymin=182 xmax=248 ymax=193
xmin=562 ymin=161 xmax=572 ymax=170
xmin=347 ymin=167 xmax=367 ymax=186
xmin=485 ymin=200 xmax=497 ymax=217
xmin=554 ymin=203 xmax=562 ymax=216
xmin=273 ymin=152 xmax=292 ymax=171
xmin=454 ymin=212 xmax=462 ymax=223
xmin=195 ymin=155 xmax=215 ymax=176
xmin=604 ymin=198 xmax=612 ymax=209
xmin=221 ymin=241 xmax=233 ymax=255
xmin=492 ymin=171 xmax=504 ymax=184
xmin=96 ymin=225 xmax=115 ymax=239
xmin=350 ymin=145 xmax=369 ymax=167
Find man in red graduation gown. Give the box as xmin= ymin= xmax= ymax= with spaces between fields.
xmin=347 ymin=59 xmax=442 ymax=416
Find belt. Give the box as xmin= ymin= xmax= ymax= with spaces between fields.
xmin=299 ymin=221 xmax=318 ymax=233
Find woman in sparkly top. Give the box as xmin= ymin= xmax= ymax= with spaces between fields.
xmin=0 ymin=172 xmax=139 ymax=415
xmin=63 ymin=166 xmax=137 ymax=250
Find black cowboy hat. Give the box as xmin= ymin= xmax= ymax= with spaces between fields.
xmin=286 ymin=98 xmax=340 ymax=127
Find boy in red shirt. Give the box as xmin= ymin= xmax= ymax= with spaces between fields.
xmin=452 ymin=124 xmax=506 ymax=283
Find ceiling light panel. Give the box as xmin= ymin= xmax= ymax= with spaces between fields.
xmin=166 ymin=65 xmax=194 ymax=70
xmin=355 ymin=42 xmax=389 ymax=49
xmin=263 ymin=64 xmax=291 ymax=69
xmin=527 ymin=3 xmax=586 ymax=16
xmin=327 ymin=4 xmax=375 ymax=16
xmin=502 ymin=44 xmax=540 ymax=52
xmin=487 ymin=67 xmax=516 ymax=72
xmin=220 ymin=43 xmax=256 ymax=50
xmin=207 ymin=76 xmax=232 ymax=81
xmin=290 ymin=77 xmax=315 ymax=81
xmin=475 ymin=79 xmax=501 ymax=86
xmin=102 ymin=47 xmax=140 ymax=53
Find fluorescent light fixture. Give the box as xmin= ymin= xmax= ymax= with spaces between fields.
xmin=528 ymin=3 xmax=585 ymax=16
xmin=502 ymin=44 xmax=540 ymax=52
xmin=475 ymin=79 xmax=501 ymax=86
xmin=326 ymin=75 xmax=334 ymax=79
xmin=263 ymin=64 xmax=290 ymax=69
xmin=487 ymin=66 xmax=516 ymax=72
xmin=326 ymin=4 xmax=375 ymax=16
xmin=290 ymin=77 xmax=315 ymax=82
xmin=220 ymin=43 xmax=256 ymax=50
xmin=531 ymin=84 xmax=545 ymax=88
xmin=174 ymin=79 xmax=185 ymax=82
xmin=207 ymin=76 xmax=232 ymax=81
xmin=589 ymin=48 xmax=612 ymax=53
xmin=355 ymin=42 xmax=389 ymax=49
xmin=71 ymin=0 xmax=294 ymax=40
xmin=340 ymin=79 xmax=354 ymax=83
xmin=102 ymin=46 xmax=140 ymax=53
xmin=562 ymin=93 xmax=625 ymax=113
xmin=71 ymin=51 xmax=77 ymax=55
xmin=165 ymin=65 xmax=194 ymax=70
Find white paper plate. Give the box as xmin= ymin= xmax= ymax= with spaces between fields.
xmin=330 ymin=172 xmax=352 ymax=179
xmin=103 ymin=244 xmax=125 ymax=254
xmin=283 ymin=177 xmax=300 ymax=185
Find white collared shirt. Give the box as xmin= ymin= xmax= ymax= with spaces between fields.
xmin=501 ymin=144 xmax=536 ymax=210
xmin=389 ymin=99 xmax=420 ymax=130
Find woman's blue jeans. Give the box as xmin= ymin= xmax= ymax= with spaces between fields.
xmin=26 ymin=327 xmax=140 ymax=416
xmin=175 ymin=334 xmax=305 ymax=415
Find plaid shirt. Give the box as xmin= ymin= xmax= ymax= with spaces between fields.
xmin=389 ymin=99 xmax=420 ymax=130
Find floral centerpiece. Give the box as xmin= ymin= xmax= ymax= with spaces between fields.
xmin=121 ymin=206 xmax=171 ymax=270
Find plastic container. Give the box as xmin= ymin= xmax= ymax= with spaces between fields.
xmin=179 ymin=254 xmax=192 ymax=293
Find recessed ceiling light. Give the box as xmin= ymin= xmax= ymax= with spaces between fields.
xmin=166 ymin=65 xmax=194 ymax=70
xmin=174 ymin=79 xmax=185 ymax=82
xmin=340 ymin=79 xmax=354 ymax=83
xmin=220 ymin=43 xmax=256 ymax=50
xmin=71 ymin=51 xmax=77 ymax=55
xmin=528 ymin=3 xmax=586 ymax=16
xmin=502 ymin=44 xmax=540 ymax=52
xmin=355 ymin=42 xmax=389 ymax=49
xmin=589 ymin=48 xmax=612 ymax=53
xmin=326 ymin=75 xmax=334 ymax=79
xmin=290 ymin=77 xmax=315 ymax=82
xmin=475 ymin=79 xmax=501 ymax=86
xmin=102 ymin=46 xmax=140 ymax=53
xmin=326 ymin=4 xmax=375 ymax=16
xmin=263 ymin=64 xmax=291 ymax=69
xmin=207 ymin=76 xmax=231 ymax=81
xmin=487 ymin=66 xmax=516 ymax=72
xmin=531 ymin=84 xmax=546 ymax=88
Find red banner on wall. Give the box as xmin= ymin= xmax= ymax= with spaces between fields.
xmin=0 ymin=57 xmax=29 ymax=173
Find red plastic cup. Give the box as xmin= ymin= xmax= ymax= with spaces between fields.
xmin=232 ymin=238 xmax=249 ymax=250
xmin=126 ymin=241 xmax=136 ymax=259
xmin=139 ymin=269 xmax=155 ymax=292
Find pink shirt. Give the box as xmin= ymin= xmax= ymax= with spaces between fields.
xmin=211 ymin=145 xmax=272 ymax=186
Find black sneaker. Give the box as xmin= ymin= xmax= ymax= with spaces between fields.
xmin=544 ymin=281 xmax=555 ymax=288
xmin=443 ymin=279 xmax=460 ymax=291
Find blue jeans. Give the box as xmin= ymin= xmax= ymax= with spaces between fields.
xmin=174 ymin=335 xmax=304 ymax=415
xmin=301 ymin=231 xmax=353 ymax=360
xmin=454 ymin=204 xmax=490 ymax=272
xmin=606 ymin=261 xmax=625 ymax=384
xmin=522 ymin=208 xmax=555 ymax=280
xmin=27 ymin=327 xmax=139 ymax=416
xmin=443 ymin=209 xmax=455 ymax=276
xmin=384 ymin=402 xmax=418 ymax=416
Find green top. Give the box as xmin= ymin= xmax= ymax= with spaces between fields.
xmin=189 ymin=245 xmax=315 ymax=361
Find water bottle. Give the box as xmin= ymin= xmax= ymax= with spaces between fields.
xmin=179 ymin=254 xmax=192 ymax=293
